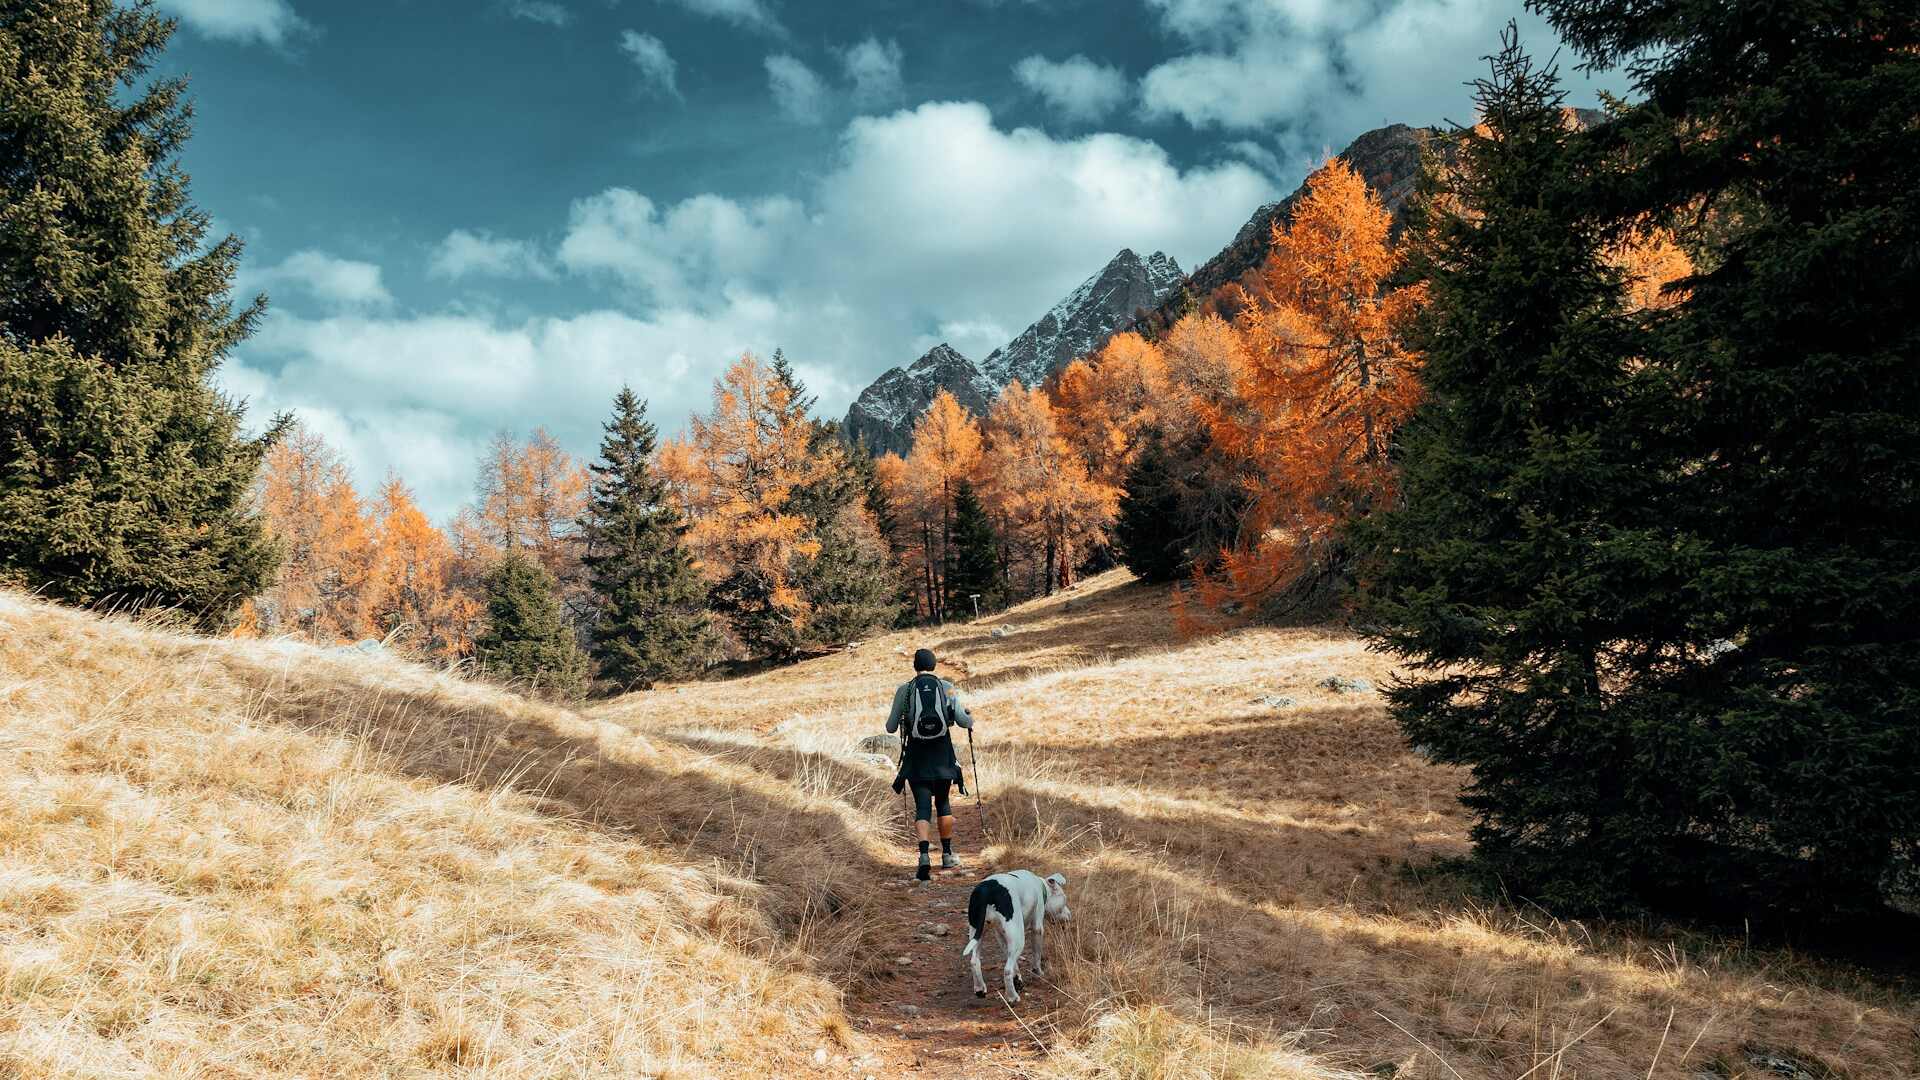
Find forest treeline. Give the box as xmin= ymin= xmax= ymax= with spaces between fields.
xmin=1 ymin=0 xmax=1912 ymax=923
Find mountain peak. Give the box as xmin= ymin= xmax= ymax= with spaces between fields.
xmin=842 ymin=343 xmax=994 ymax=456
xmin=980 ymin=248 xmax=1185 ymax=387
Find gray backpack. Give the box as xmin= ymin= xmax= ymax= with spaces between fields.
xmin=906 ymin=673 xmax=952 ymax=741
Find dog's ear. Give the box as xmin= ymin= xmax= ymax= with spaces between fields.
xmin=1046 ymin=873 xmax=1067 ymax=890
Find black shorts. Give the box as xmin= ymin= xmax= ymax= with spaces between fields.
xmin=908 ymin=779 xmax=952 ymax=822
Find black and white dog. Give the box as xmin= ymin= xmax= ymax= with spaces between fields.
xmin=961 ymin=870 xmax=1071 ymax=1002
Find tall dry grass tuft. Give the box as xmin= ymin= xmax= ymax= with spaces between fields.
xmin=0 ymin=590 xmax=852 ymax=1077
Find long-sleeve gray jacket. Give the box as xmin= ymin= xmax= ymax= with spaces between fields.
xmin=884 ymin=675 xmax=973 ymax=783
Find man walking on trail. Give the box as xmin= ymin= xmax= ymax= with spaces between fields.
xmin=888 ymin=648 xmax=973 ymax=881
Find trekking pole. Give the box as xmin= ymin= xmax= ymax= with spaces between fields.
xmin=966 ymin=725 xmax=987 ymax=839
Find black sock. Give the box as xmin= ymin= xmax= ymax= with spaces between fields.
xmin=918 ymin=841 xmax=930 ymax=857
xmin=941 ymin=838 xmax=953 ymax=854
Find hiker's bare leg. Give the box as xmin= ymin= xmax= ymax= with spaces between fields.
xmin=938 ymin=814 xmax=955 ymax=840
xmin=916 ymin=818 xmax=933 ymax=843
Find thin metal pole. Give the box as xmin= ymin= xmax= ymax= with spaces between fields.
xmin=966 ymin=725 xmax=987 ymax=839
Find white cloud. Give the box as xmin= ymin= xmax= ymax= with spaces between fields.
xmin=504 ymin=1 xmax=571 ymax=26
xmin=839 ymin=37 xmax=903 ymax=108
xmin=657 ymin=0 xmax=783 ymax=36
xmin=229 ymin=103 xmax=1276 ymax=521
xmin=1140 ymin=42 xmax=1332 ymax=130
xmin=247 ymin=250 xmax=392 ymax=311
xmin=618 ymin=30 xmax=681 ymax=98
xmin=765 ymin=54 xmax=827 ymax=123
xmin=1138 ymin=0 xmax=1632 ymax=153
xmin=1013 ymin=54 xmax=1129 ymax=122
xmin=557 ymin=189 xmax=803 ymax=304
xmin=156 ymin=0 xmax=310 ymax=46
xmin=427 ymin=230 xmax=554 ymax=281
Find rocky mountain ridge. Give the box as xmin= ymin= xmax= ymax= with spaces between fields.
xmin=842 ymin=249 xmax=1184 ymax=455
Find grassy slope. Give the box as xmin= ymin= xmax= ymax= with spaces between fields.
xmin=2 ymin=571 xmax=1913 ymax=1079
xmin=605 ymin=569 xmax=1918 ymax=1080
xmin=0 ymin=591 xmax=860 ymax=1079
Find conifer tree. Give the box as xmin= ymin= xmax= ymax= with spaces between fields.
xmin=1361 ymin=29 xmax=1713 ymax=912
xmin=1522 ymin=0 xmax=1920 ymax=915
xmin=1114 ymin=433 xmax=1188 ymax=585
xmin=475 ymin=552 xmax=589 ymax=700
xmin=766 ymin=359 xmax=903 ymax=648
xmin=945 ymin=481 xmax=1002 ymax=618
xmin=578 ymin=388 xmax=717 ymax=689
xmin=0 ymin=0 xmax=280 ymax=626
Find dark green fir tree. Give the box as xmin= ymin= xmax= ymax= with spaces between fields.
xmin=945 ymin=480 xmax=1002 ymax=619
xmin=1114 ymin=432 xmax=1189 ymax=584
xmin=0 ymin=0 xmax=281 ymax=626
xmin=1527 ymin=0 xmax=1920 ymax=917
xmin=476 ymin=552 xmax=590 ymax=700
xmin=578 ymin=388 xmax=718 ymax=690
xmin=1358 ymin=28 xmax=1677 ymax=913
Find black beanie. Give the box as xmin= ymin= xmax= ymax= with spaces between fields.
xmin=913 ymin=648 xmax=936 ymax=672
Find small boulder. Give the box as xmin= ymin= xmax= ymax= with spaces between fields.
xmin=1251 ymin=694 xmax=1296 ymax=709
xmin=990 ymin=626 xmax=1011 ymax=639
xmin=858 ymin=734 xmax=900 ymax=755
xmin=1319 ymin=675 xmax=1373 ymax=694
xmin=852 ymin=753 xmax=895 ymax=769
xmin=894 ymin=955 xmax=914 ymax=966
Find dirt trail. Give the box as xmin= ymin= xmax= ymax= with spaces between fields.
xmin=844 ymin=801 xmax=1053 ymax=1079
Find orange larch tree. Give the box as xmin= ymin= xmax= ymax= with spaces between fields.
xmin=1052 ymin=331 xmax=1170 ymax=491
xmin=1201 ymin=157 xmax=1426 ymax=613
xmin=978 ymin=382 xmax=1117 ymax=595
xmin=470 ymin=428 xmax=590 ymax=620
xmin=675 ymin=353 xmax=834 ymax=655
xmin=250 ymin=421 xmax=380 ymax=643
xmin=901 ymin=389 xmax=982 ymax=622
xmin=368 ymin=475 xmax=480 ymax=660
xmin=874 ymin=449 xmax=938 ymax=620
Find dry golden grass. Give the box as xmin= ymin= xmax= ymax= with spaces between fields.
xmin=0 ymin=590 xmax=867 ymax=1078
xmin=5 ymin=569 xmax=1914 ymax=1080
xmin=607 ymin=569 xmax=1920 ymax=1080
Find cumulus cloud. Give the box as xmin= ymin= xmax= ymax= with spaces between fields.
xmin=504 ymin=1 xmax=571 ymax=26
xmin=231 ymin=103 xmax=1277 ymax=520
xmin=246 ymin=250 xmax=392 ymax=310
xmin=156 ymin=0 xmax=310 ymax=46
xmin=1013 ymin=54 xmax=1129 ymax=122
xmin=618 ymin=30 xmax=681 ymax=98
xmin=1138 ymin=0 xmax=1631 ymax=160
xmin=657 ymin=0 xmax=783 ymax=36
xmin=839 ymin=37 xmax=904 ymax=108
xmin=764 ymin=54 xmax=827 ymax=123
xmin=557 ymin=189 xmax=804 ymax=304
xmin=427 ymin=230 xmax=553 ymax=281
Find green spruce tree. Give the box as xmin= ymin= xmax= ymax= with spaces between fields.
xmin=945 ymin=480 xmax=1002 ymax=619
xmin=476 ymin=552 xmax=589 ymax=700
xmin=578 ymin=388 xmax=717 ymax=690
xmin=769 ymin=355 xmax=904 ymax=648
xmin=1528 ymin=0 xmax=1920 ymax=917
xmin=1114 ymin=432 xmax=1189 ymax=584
xmin=1358 ymin=28 xmax=1679 ymax=912
xmin=0 ymin=0 xmax=281 ymax=626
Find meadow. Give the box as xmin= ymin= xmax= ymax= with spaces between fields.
xmin=5 ymin=570 xmax=1909 ymax=1078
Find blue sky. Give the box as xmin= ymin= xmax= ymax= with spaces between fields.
xmin=158 ymin=0 xmax=1625 ymax=520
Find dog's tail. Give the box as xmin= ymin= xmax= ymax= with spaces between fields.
xmin=963 ymin=883 xmax=988 ymax=956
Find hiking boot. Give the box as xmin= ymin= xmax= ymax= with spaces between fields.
xmin=941 ymin=852 xmax=961 ymax=870
xmin=916 ymin=852 xmax=931 ymax=881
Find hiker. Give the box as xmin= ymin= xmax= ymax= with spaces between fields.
xmin=887 ymin=648 xmax=974 ymax=881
